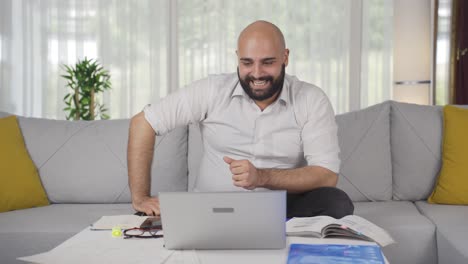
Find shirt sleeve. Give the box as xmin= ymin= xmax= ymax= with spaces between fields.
xmin=143 ymin=77 xmax=215 ymax=136
xmin=301 ymin=91 xmax=341 ymax=173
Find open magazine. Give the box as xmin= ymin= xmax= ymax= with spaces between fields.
xmin=286 ymin=215 xmax=395 ymax=247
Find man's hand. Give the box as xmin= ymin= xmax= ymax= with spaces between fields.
xmin=132 ymin=196 xmax=160 ymax=216
xmin=223 ymin=156 xmax=265 ymax=190
xmin=224 ymin=156 xmax=338 ymax=193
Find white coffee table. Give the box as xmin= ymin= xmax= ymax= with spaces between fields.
xmin=19 ymin=227 xmax=389 ymax=264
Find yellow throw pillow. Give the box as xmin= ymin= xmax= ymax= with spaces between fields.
xmin=0 ymin=116 xmax=49 ymax=212
xmin=428 ymin=105 xmax=468 ymax=204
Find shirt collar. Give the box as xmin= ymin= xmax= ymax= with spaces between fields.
xmin=232 ymin=75 xmax=291 ymax=105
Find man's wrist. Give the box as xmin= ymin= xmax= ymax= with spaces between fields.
xmin=132 ymin=194 xmax=150 ymax=205
xmin=257 ymin=169 xmax=270 ymax=188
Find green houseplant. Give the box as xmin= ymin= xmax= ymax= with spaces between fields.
xmin=62 ymin=57 xmax=112 ymax=120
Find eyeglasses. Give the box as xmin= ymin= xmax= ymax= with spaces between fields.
xmin=123 ymin=227 xmax=163 ymax=239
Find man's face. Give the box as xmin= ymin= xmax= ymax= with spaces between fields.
xmin=237 ymin=36 xmax=289 ymax=102
xmin=237 ymin=64 xmax=285 ymax=101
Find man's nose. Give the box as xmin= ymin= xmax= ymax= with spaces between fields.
xmin=251 ymin=63 xmax=264 ymax=79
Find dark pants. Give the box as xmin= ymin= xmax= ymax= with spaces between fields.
xmin=286 ymin=187 xmax=354 ymax=219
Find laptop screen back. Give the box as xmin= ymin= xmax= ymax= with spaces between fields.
xmin=159 ymin=191 xmax=286 ymax=250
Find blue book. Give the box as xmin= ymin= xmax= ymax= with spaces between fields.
xmin=287 ymin=243 xmax=385 ymax=264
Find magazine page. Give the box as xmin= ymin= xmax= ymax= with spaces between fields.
xmin=286 ymin=216 xmax=337 ymax=237
xmin=321 ymin=228 xmax=374 ymax=242
xmin=328 ymin=215 xmax=395 ymax=247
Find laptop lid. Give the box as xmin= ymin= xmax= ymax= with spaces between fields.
xmin=159 ymin=191 xmax=286 ymax=250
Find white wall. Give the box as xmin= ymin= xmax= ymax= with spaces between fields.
xmin=393 ymin=0 xmax=432 ymax=105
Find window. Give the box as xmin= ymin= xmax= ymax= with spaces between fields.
xmin=0 ymin=0 xmax=393 ymax=118
xmin=178 ymin=0 xmax=393 ymax=113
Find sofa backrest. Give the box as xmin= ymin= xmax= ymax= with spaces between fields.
xmin=3 ymin=100 xmax=451 ymax=204
xmin=335 ymin=101 xmax=392 ymax=201
xmin=15 ymin=117 xmax=188 ymax=203
xmin=390 ymin=101 xmax=443 ymax=201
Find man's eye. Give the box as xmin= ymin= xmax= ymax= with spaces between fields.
xmin=242 ymin=62 xmax=252 ymax=66
xmin=264 ymin=61 xmax=274 ymax=65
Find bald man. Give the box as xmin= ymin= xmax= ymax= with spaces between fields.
xmin=127 ymin=21 xmax=354 ymax=218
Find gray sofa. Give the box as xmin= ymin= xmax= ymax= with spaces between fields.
xmin=1 ymin=100 xmax=467 ymax=264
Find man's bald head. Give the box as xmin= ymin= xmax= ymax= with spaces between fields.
xmin=237 ymin=20 xmax=286 ymax=51
xmin=236 ymin=21 xmax=289 ymax=106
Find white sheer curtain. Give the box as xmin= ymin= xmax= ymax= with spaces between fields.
xmin=360 ymin=0 xmax=393 ymax=108
xmin=0 ymin=0 xmax=168 ymax=119
xmin=178 ymin=0 xmax=393 ymax=113
xmin=179 ymin=0 xmax=353 ymax=112
xmin=0 ymin=0 xmax=393 ymax=119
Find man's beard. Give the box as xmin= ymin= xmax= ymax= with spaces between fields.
xmin=237 ymin=64 xmax=285 ymax=101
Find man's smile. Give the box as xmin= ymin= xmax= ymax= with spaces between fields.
xmin=251 ymin=80 xmax=270 ymax=89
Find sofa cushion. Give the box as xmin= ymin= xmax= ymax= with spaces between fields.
xmin=428 ymin=105 xmax=468 ymax=204
xmin=0 ymin=203 xmax=134 ymax=264
xmin=0 ymin=204 xmax=134 ymax=233
xmin=335 ymin=101 xmax=392 ymax=201
xmin=354 ymin=201 xmax=437 ymax=264
xmin=0 ymin=116 xmax=49 ymax=212
xmin=17 ymin=117 xmax=188 ymax=203
xmin=416 ymin=201 xmax=468 ymax=264
xmin=390 ymin=101 xmax=443 ymax=201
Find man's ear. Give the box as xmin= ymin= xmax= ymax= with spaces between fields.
xmin=283 ymin=49 xmax=290 ymax=67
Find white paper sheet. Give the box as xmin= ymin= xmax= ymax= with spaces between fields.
xmin=18 ymin=227 xmax=176 ymax=264
xmin=164 ymin=250 xmax=200 ymax=264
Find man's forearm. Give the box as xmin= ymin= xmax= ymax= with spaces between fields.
xmin=258 ymin=166 xmax=338 ymax=193
xmin=127 ymin=112 xmax=156 ymax=203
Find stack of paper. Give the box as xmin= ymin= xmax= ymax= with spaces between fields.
xmin=90 ymin=215 xmax=148 ymax=230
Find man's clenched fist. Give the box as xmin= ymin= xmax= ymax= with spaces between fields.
xmin=223 ymin=156 xmax=265 ymax=190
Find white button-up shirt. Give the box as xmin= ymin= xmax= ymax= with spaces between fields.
xmin=144 ymin=73 xmax=340 ymax=192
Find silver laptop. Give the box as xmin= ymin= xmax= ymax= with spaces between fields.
xmin=159 ymin=191 xmax=286 ymax=250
